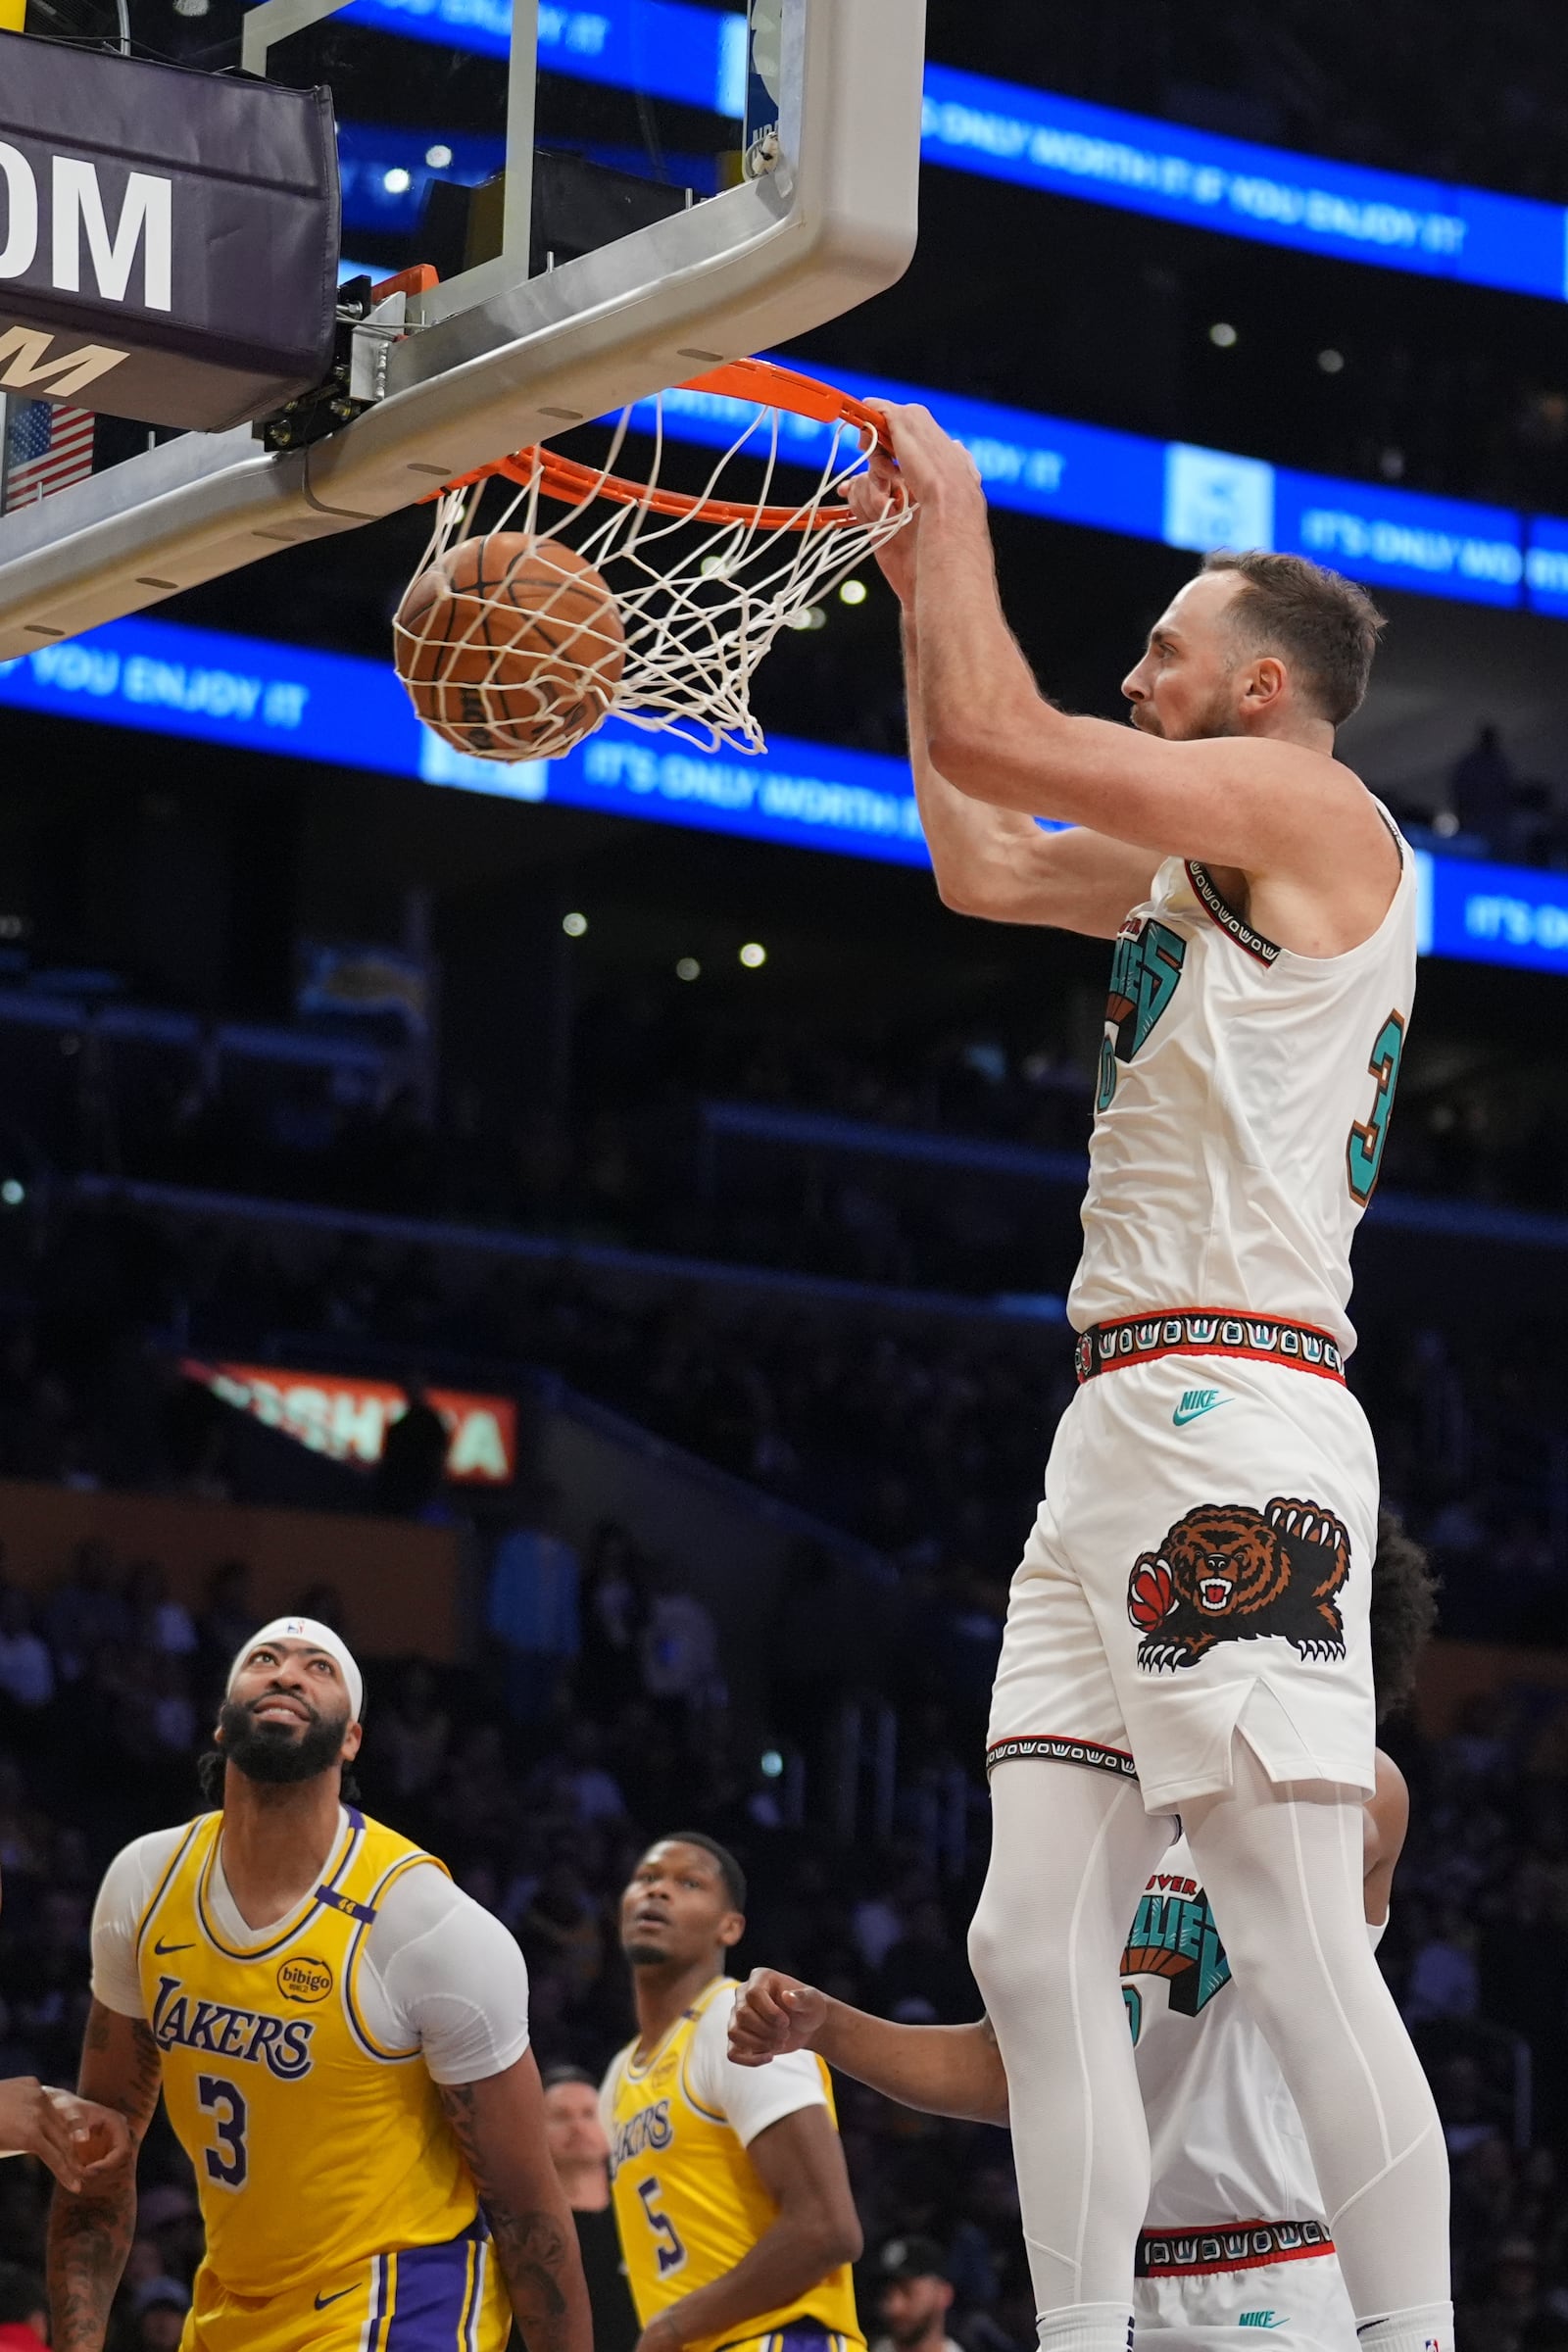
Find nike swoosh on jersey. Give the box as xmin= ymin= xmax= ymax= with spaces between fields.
xmin=153 ymin=1938 xmax=193 ymax=1955
xmin=314 ymin=2286 xmax=358 ymax=2309
xmin=1172 ymin=1391 xmax=1231 ymax=1428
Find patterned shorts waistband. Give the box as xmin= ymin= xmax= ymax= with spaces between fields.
xmin=1074 ymin=1310 xmax=1346 ymax=1386
xmin=985 ymin=1735 xmax=1138 ymax=1781
xmin=1136 ymin=2219 xmax=1335 ymax=2278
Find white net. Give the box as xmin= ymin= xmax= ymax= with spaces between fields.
xmin=395 ymin=378 xmax=913 ymax=763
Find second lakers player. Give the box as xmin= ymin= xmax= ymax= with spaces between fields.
xmin=602 ymin=1834 xmax=863 ymax=2352
xmin=49 ymin=1617 xmax=592 ymax=2352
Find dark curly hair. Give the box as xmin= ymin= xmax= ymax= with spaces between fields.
xmin=1370 ymin=1506 xmax=1439 ymax=1724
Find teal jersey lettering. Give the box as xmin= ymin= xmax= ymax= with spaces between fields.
xmin=1098 ymin=916 xmax=1186 ymax=1111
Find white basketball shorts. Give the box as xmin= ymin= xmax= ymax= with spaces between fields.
xmin=1135 ymin=2243 xmax=1356 ymax=2346
xmin=987 ymin=1326 xmax=1379 ymax=1813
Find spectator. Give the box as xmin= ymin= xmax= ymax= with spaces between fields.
xmin=132 ymin=2278 xmax=191 ymax=2352
xmin=373 ymin=1386 xmax=451 ymax=1518
xmin=580 ymin=1523 xmax=646 ymax=1717
xmin=540 ymin=2066 xmax=639 ymax=2352
xmin=196 ymin=1559 xmax=258 ymax=1668
xmin=869 ymin=2238 xmax=962 ymax=2352
xmin=125 ymin=1561 xmax=197 ymax=1658
xmin=42 ymin=1540 xmax=128 ymax=1684
xmin=557 ymin=1724 xmax=628 ymax=1825
xmin=487 ymin=1489 xmax=581 ymax=1726
xmin=640 ymin=1579 xmax=721 ymax=1715
xmin=1449 ymin=723 xmax=1517 ymax=850
xmin=0 ymin=2263 xmax=48 ymax=2352
xmin=376 ymin=1661 xmax=451 ymax=1802
xmin=0 ymin=1594 xmax=53 ymax=1715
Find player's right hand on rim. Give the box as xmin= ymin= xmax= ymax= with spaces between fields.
xmin=728 ymin=1970 xmax=827 ymax=2066
xmin=845 ymin=435 xmax=917 ymax=609
xmin=0 ymin=2077 xmax=129 ymax=2193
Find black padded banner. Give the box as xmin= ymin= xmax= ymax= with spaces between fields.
xmin=0 ymin=30 xmax=339 ymax=431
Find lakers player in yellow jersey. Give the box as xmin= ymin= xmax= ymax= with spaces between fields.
xmin=601 ymin=1835 xmax=862 ymax=2352
xmin=49 ymin=1617 xmax=591 ymax=2352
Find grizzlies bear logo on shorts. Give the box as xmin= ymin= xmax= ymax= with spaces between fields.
xmin=1126 ymin=1497 xmax=1351 ymax=1673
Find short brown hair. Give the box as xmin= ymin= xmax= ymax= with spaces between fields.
xmin=1201 ymin=550 xmax=1386 ymax=726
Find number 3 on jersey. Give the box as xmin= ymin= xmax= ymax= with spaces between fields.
xmin=196 ymin=2075 xmax=248 ymax=2189
xmin=637 ymin=2177 xmax=687 ymax=2276
xmin=1347 ymin=1010 xmax=1404 ymax=1204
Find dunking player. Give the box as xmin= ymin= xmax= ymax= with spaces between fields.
xmin=729 ymin=1517 xmax=1438 ymax=2351
xmin=847 ymin=407 xmax=1449 ymax=2352
xmin=601 ymin=1835 xmax=863 ymax=2352
xmin=50 ymin=1617 xmax=592 ymax=2352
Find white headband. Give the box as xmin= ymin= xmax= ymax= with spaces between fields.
xmin=227 ymin=1617 xmax=364 ymax=1723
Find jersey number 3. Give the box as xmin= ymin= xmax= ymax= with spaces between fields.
xmin=637 ymin=2178 xmax=687 ymax=2276
xmin=196 ymin=2075 xmax=248 ymax=2189
xmin=1347 ymin=1010 xmax=1404 ymax=1204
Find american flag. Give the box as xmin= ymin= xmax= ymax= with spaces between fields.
xmin=2 ymin=398 xmax=95 ymax=513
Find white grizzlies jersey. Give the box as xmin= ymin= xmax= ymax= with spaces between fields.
xmin=1071 ymin=823 xmax=1417 ymax=1354
xmin=1126 ymin=1834 xmax=1384 ymax=2233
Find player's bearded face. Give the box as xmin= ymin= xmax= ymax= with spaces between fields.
xmin=217 ymin=1688 xmax=352 ymax=1783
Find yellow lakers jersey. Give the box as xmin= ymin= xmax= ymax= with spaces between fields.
xmin=136 ymin=1807 xmax=479 ymax=2300
xmin=604 ymin=1979 xmax=862 ymax=2352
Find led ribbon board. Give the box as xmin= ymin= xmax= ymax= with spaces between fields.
xmin=336 ymin=0 xmax=1568 ymax=300
xmin=4 ymin=612 xmax=1568 ymax=976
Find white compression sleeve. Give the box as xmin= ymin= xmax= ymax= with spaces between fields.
xmin=968 ymin=1760 xmax=1173 ymax=2336
xmin=1182 ymin=1735 xmax=1450 ymax=2325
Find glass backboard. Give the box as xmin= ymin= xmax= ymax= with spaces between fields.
xmin=0 ymin=0 xmax=925 ymax=659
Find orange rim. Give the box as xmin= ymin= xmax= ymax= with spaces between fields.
xmin=431 ymin=358 xmax=896 ymax=529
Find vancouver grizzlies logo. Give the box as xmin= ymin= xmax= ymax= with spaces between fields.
xmin=1126 ymin=1497 xmax=1350 ymax=1672
xmin=1121 ymin=1866 xmax=1231 ymax=2039
xmin=1098 ymin=916 xmax=1185 ymax=1111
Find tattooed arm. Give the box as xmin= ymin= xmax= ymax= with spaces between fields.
xmin=48 ymin=2001 xmax=163 ymax=2352
xmin=438 ymin=2052 xmax=593 ymax=2352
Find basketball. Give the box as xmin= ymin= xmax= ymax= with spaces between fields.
xmin=393 ymin=533 xmax=626 ymax=760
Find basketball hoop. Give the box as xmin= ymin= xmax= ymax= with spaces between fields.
xmin=394 ymin=360 xmax=912 ymax=763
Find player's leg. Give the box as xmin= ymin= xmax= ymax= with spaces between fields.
xmin=972 ymin=1483 xmax=1174 ymax=2352
xmin=1182 ymin=1738 xmax=1449 ymax=2352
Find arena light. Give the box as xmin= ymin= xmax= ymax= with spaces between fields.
xmin=1318 ymin=348 xmax=1346 ymax=373
xmin=563 ymin=910 xmax=588 ymax=936
xmin=839 ymin=578 xmax=869 ymax=605
xmin=1208 ymin=321 xmax=1238 ymax=348
xmin=739 ymin=941 xmax=767 ymax=967
xmin=675 ymin=956 xmax=701 ymax=981
xmin=381 ymin=166 xmax=412 ymax=193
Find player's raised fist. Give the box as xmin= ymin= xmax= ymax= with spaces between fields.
xmin=728 ymin=1970 xmax=828 ymax=2065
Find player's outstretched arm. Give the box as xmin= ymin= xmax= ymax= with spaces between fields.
xmin=48 ymin=2001 xmax=162 ymax=2352
xmin=848 ymin=459 xmax=1157 ymax=937
xmin=730 ymin=1969 xmax=1008 ymax=2127
xmin=874 ymin=403 xmax=1390 ymax=887
xmin=634 ymin=2104 xmax=862 ymax=2352
xmin=904 ymin=617 xmax=1160 ymax=937
xmin=438 ymin=2051 xmax=593 ymax=2352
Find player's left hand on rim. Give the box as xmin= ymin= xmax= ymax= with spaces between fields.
xmin=864 ymin=402 xmax=984 ymax=523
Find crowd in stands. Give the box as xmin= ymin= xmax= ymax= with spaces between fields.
xmin=0 ymin=1534 xmax=1558 ymax=2346
xmin=0 ymin=1167 xmax=1560 ymax=1647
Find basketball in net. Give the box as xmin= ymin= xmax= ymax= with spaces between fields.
xmin=396 ymin=360 xmax=914 ymax=762
xmin=393 ymin=533 xmax=626 ymax=760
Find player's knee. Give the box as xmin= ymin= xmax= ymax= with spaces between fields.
xmin=967 ymin=1882 xmax=1061 ymax=2004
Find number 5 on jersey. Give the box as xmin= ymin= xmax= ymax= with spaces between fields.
xmin=1347 ymin=1010 xmax=1404 ymax=1204
xmin=637 ymin=2177 xmax=687 ymax=2276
